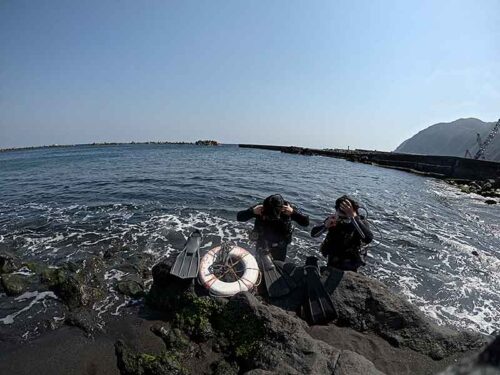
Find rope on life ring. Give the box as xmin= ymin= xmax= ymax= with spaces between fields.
xmin=199 ymin=245 xmax=260 ymax=297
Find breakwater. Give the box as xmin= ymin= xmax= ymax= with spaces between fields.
xmin=238 ymin=144 xmax=500 ymax=181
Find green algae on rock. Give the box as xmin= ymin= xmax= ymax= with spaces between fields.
xmin=0 ymin=250 xmax=19 ymax=274
xmin=115 ymin=340 xmax=188 ymax=375
xmin=1 ymin=274 xmax=29 ymax=296
xmin=39 ymin=256 xmax=106 ymax=309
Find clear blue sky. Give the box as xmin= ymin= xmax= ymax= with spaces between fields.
xmin=1 ymin=0 xmax=499 ymax=150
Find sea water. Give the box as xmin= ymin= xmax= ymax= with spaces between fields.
xmin=0 ymin=144 xmax=498 ymax=336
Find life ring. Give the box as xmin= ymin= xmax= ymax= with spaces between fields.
xmin=199 ymin=245 xmax=259 ymax=297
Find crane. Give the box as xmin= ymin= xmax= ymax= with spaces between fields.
xmin=464 ymin=118 xmax=500 ymax=160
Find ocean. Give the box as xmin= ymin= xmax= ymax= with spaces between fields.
xmin=0 ymin=144 xmax=498 ymax=338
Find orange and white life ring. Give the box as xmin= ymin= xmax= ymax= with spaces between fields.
xmin=199 ymin=245 xmax=259 ymax=297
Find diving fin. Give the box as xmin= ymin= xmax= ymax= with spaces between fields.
xmin=170 ymin=230 xmax=202 ymax=279
xmin=302 ymin=256 xmax=336 ymax=325
xmin=259 ymin=256 xmax=291 ymax=298
xmin=274 ymin=261 xmax=299 ymax=291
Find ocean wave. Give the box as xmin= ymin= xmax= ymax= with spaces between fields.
xmin=0 ymin=147 xmax=499 ymax=336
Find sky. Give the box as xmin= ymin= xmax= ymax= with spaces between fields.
xmin=1 ymin=0 xmax=499 ymax=150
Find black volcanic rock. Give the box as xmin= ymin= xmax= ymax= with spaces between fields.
xmin=1 ymin=274 xmax=29 ymax=296
xmin=395 ymin=118 xmax=500 ymax=161
xmin=323 ymin=269 xmax=485 ymax=359
xmin=439 ymin=335 xmax=500 ymax=374
xmin=40 ymin=256 xmax=106 ymax=309
xmin=136 ymin=258 xmax=487 ymax=374
xmin=0 ymin=250 xmax=19 ymax=274
xmin=224 ymin=292 xmax=384 ymax=374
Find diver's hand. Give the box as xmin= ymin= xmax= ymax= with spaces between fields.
xmin=253 ymin=205 xmax=264 ymax=216
xmin=325 ymin=216 xmax=337 ymax=228
xmin=340 ymin=200 xmax=357 ymax=218
xmin=281 ymin=203 xmax=294 ymax=216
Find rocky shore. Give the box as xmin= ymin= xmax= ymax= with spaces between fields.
xmin=1 ymin=248 xmax=498 ymax=375
xmin=445 ymin=178 xmax=500 ymax=204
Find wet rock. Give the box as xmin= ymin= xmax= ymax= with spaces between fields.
xmin=448 ymin=179 xmax=500 ymax=199
xmin=150 ymin=325 xmax=190 ymax=351
xmin=446 ymin=179 xmax=457 ymax=186
xmin=0 ymin=250 xmax=19 ymax=274
xmin=485 ymin=199 xmax=497 ymax=205
xmin=439 ymin=335 xmax=500 ymax=374
xmin=147 ymin=260 xmax=227 ymax=341
xmin=40 ymin=317 xmax=64 ymax=331
xmin=482 ymin=182 xmax=493 ymax=191
xmin=40 ymin=256 xmax=105 ymax=309
xmin=481 ymin=190 xmax=498 ymax=198
xmin=40 ymin=267 xmax=67 ymax=286
xmin=115 ymin=340 xmax=186 ymax=375
xmin=460 ymin=185 xmax=471 ymax=194
xmin=324 ymin=269 xmax=486 ymax=359
xmin=117 ymin=253 xmax=154 ymax=279
xmin=65 ymin=309 xmax=102 ymax=337
xmin=212 ymin=360 xmax=239 ymax=375
xmin=151 ymin=260 xmax=176 ymax=286
xmin=146 ymin=261 xmax=194 ymax=312
xmin=1 ymin=274 xmax=29 ymax=296
xmin=23 ymin=261 xmax=49 ymax=274
xmin=116 ymin=276 xmax=145 ymax=298
xmin=138 ymin=290 xmax=383 ymax=374
xmin=173 ymin=296 xmax=224 ymax=342
xmin=139 ymin=258 xmax=488 ymax=374
xmin=470 ymin=181 xmax=482 ymax=190
xmin=103 ymin=245 xmax=126 ymax=260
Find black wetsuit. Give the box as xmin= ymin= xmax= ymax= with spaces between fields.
xmin=237 ymin=203 xmax=309 ymax=261
xmin=311 ymin=215 xmax=373 ymax=271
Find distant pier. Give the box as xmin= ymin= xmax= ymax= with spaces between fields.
xmin=239 ymin=144 xmax=500 ymax=181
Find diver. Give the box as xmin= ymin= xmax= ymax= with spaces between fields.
xmin=237 ymin=194 xmax=309 ymax=262
xmin=311 ymin=195 xmax=373 ymax=271
xmin=237 ymin=194 xmax=309 ymax=298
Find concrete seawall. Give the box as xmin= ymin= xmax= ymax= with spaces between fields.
xmin=239 ymin=144 xmax=500 ymax=181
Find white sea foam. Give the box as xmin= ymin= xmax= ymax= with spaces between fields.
xmin=105 ymin=269 xmax=128 ymax=281
xmin=13 ymin=266 xmax=36 ymax=276
xmin=86 ymin=207 xmax=500 ymax=334
xmin=111 ymin=300 xmax=129 ymax=316
xmin=1 ymin=174 xmax=499 ymax=336
xmin=94 ymin=295 xmax=119 ymax=319
xmin=0 ymin=291 xmax=58 ymax=325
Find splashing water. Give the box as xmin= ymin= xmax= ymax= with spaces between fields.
xmin=0 ymin=144 xmax=498 ymax=335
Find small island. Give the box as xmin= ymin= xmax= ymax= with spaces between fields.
xmin=195 ymin=140 xmax=219 ymax=146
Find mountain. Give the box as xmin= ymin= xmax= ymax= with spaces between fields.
xmin=395 ymin=118 xmax=500 ymax=162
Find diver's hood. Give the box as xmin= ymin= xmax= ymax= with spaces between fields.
xmin=335 ymin=195 xmax=360 ymax=211
xmin=263 ymin=194 xmax=285 ymax=220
